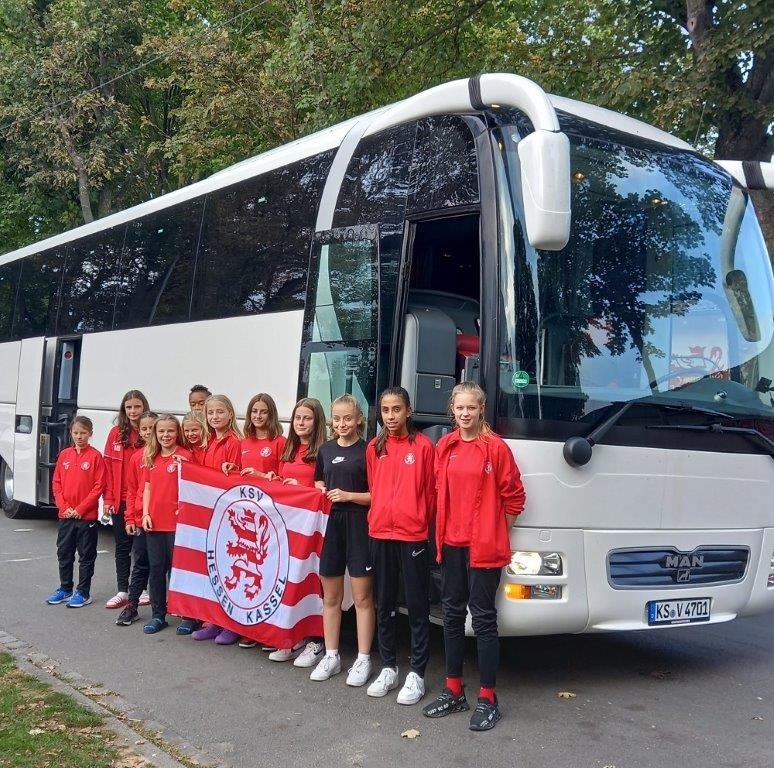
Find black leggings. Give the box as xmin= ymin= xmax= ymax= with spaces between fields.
xmin=146 ymin=531 xmax=175 ymax=620
xmin=112 ymin=504 xmax=133 ymax=592
xmin=370 ymin=538 xmax=430 ymax=677
xmin=441 ymin=544 xmax=502 ymax=688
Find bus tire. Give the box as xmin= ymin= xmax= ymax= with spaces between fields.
xmin=0 ymin=460 xmax=32 ymax=519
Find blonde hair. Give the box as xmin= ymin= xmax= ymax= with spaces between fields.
xmin=204 ymin=394 xmax=243 ymax=439
xmin=449 ymin=381 xmax=493 ymax=439
xmin=144 ymin=414 xmax=183 ymax=466
xmin=181 ymin=410 xmax=209 ymax=450
xmin=243 ymin=393 xmax=283 ymax=440
xmin=331 ymin=394 xmax=365 ymax=438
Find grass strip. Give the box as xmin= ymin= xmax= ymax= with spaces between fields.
xmin=0 ymin=651 xmax=146 ymax=768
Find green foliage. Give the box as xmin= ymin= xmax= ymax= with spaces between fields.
xmin=0 ymin=0 xmax=771 ymax=252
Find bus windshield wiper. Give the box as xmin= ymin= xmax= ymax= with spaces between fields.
xmin=647 ymin=422 xmax=774 ymax=462
xmin=562 ymin=400 xmax=737 ymax=467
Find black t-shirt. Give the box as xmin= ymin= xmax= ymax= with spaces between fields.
xmin=315 ymin=439 xmax=369 ymax=513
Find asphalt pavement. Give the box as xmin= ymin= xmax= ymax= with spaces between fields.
xmin=1 ymin=513 xmax=772 ymax=768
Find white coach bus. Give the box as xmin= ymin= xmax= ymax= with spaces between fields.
xmin=1 ymin=73 xmax=773 ymax=634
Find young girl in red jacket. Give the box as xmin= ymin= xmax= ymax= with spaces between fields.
xmin=182 ymin=411 xmax=208 ymax=466
xmin=366 ymin=387 xmax=435 ymax=706
xmin=238 ymin=393 xmax=286 ymax=480
xmin=309 ymin=394 xmax=374 ymax=686
xmin=192 ymin=394 xmax=243 ymax=643
xmin=141 ymin=414 xmax=192 ymax=634
xmin=114 ymin=411 xmax=158 ymax=626
xmin=422 ymin=381 xmax=525 ymax=731
xmin=232 ymin=392 xmax=287 ymax=649
xmin=269 ymin=397 xmax=328 ymax=666
xmin=103 ymin=389 xmax=149 ymax=610
xmin=202 ymin=394 xmax=242 ymax=476
xmin=47 ymin=416 xmax=107 ymax=608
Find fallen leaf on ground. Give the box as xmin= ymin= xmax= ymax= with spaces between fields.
xmin=556 ymin=691 xmax=577 ymax=699
xmin=401 ymin=728 xmax=421 ymax=739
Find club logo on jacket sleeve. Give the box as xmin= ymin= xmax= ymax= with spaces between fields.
xmin=484 ymin=461 xmax=493 ymax=474
xmin=206 ymin=486 xmax=289 ymax=625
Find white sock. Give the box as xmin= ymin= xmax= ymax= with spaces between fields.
xmin=326 ymin=649 xmax=339 ymax=658
xmin=357 ymin=652 xmax=370 ymax=662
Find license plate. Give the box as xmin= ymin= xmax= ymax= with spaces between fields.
xmin=647 ymin=597 xmax=711 ymax=626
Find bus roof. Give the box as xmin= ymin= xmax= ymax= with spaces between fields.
xmin=1 ymin=76 xmax=698 ymax=265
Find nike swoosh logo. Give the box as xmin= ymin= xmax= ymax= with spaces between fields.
xmin=88 ymin=523 xmax=96 ymax=528
xmin=411 ymin=548 xmax=425 ymax=557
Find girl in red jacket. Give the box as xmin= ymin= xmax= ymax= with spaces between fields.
xmin=269 ymin=397 xmax=327 ymax=666
xmin=182 ymin=411 xmax=208 ymax=466
xmin=47 ymin=416 xmax=107 ymax=608
xmin=191 ymin=394 xmax=243 ymax=644
xmin=103 ymin=389 xmax=149 ymax=610
xmin=422 ymin=382 xmax=525 ymax=731
xmin=238 ymin=393 xmax=286 ymax=480
xmin=365 ymin=387 xmax=435 ymax=706
xmin=202 ymin=394 xmax=242 ymax=475
xmin=141 ymin=414 xmax=192 ymax=634
xmin=114 ymin=411 xmax=158 ymax=626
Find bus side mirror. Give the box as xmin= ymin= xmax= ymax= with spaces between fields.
xmin=517 ymin=130 xmax=571 ymax=251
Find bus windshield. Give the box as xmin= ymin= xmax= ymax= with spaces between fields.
xmin=495 ymin=116 xmax=774 ymax=436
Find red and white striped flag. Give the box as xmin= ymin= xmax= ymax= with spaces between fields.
xmin=168 ymin=462 xmax=330 ymax=648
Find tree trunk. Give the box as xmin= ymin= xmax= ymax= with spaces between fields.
xmin=56 ymin=116 xmax=94 ymax=224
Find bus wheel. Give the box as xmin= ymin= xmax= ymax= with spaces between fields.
xmin=0 ymin=460 xmax=29 ymax=519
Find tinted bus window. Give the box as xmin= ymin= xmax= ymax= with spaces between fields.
xmin=408 ymin=116 xmax=479 ymax=212
xmin=114 ymin=199 xmax=203 ymax=328
xmin=58 ymin=226 xmax=126 ymax=334
xmin=0 ymin=261 xmax=20 ymax=342
xmin=14 ymin=250 xmax=65 ymax=337
xmin=333 ymin=124 xmax=416 ymax=230
xmin=193 ymin=152 xmax=334 ymax=321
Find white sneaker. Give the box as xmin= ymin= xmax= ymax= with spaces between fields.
xmin=105 ymin=591 xmax=129 ymax=609
xmin=366 ymin=667 xmax=399 ymax=698
xmin=138 ymin=590 xmax=150 ymax=606
xmin=396 ymin=671 xmax=425 ymax=705
xmin=310 ymin=654 xmax=341 ymax=681
xmin=268 ymin=642 xmax=304 ymax=662
xmin=346 ymin=657 xmax=372 ymax=687
xmin=293 ymin=641 xmax=325 ymax=668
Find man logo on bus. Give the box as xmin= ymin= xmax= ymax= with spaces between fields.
xmin=206 ymin=486 xmax=289 ymax=626
xmin=404 ymin=453 xmax=415 ymax=465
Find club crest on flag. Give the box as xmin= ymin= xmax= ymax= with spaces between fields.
xmin=206 ymin=485 xmax=289 ymax=625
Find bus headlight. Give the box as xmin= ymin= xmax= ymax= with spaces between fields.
xmin=506 ymin=551 xmax=563 ymax=576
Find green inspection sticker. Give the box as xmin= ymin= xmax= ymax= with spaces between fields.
xmin=512 ymin=370 xmax=530 ymax=388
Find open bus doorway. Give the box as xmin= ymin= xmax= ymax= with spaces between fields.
xmin=398 ymin=212 xmax=482 ymax=432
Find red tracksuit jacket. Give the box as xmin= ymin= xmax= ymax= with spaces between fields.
xmin=124 ymin=450 xmax=146 ymax=528
xmin=434 ymin=430 xmax=526 ymax=568
xmin=203 ymin=432 xmax=241 ymax=471
xmin=52 ymin=445 xmax=107 ymax=521
xmin=142 ymin=447 xmax=193 ymax=532
xmin=103 ymin=425 xmax=141 ymax=508
xmin=366 ymin=432 xmax=435 ymax=542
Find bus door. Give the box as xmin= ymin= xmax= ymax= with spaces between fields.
xmin=38 ymin=336 xmax=82 ymax=504
xmin=297 ymin=225 xmax=380 ymax=428
xmin=13 ymin=337 xmax=46 ymax=505
xmin=394 ymin=212 xmax=482 ymax=430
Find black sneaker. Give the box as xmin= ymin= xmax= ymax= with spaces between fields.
xmin=422 ymin=687 xmax=470 ymax=718
xmin=469 ymin=696 xmax=501 ymax=731
xmin=115 ymin=605 xmax=139 ymax=626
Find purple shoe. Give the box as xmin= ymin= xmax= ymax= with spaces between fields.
xmin=214 ymin=628 xmax=240 ymax=645
xmin=192 ymin=623 xmax=221 ymax=641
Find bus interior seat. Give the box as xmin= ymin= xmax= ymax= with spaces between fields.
xmin=401 ymin=306 xmax=457 ymax=422
xmin=407 ymin=289 xmax=480 ymax=336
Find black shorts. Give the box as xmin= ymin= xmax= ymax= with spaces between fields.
xmin=319 ymin=507 xmax=372 ymax=578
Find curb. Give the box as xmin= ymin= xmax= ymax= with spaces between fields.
xmin=0 ymin=629 xmax=223 ymax=768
